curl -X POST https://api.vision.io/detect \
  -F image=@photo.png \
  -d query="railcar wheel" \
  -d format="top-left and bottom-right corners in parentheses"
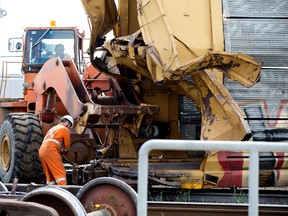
top-left (76, 177), bottom-right (137, 215)
top-left (20, 186), bottom-right (86, 216)
top-left (0, 113), bottom-right (44, 183)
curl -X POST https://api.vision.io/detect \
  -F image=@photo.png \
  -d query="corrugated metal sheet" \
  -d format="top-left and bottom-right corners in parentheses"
top-left (222, 0), bottom-right (288, 18)
top-left (223, 19), bottom-right (288, 67)
top-left (223, 0), bottom-right (288, 67)
top-left (222, 0), bottom-right (288, 141)
top-left (225, 68), bottom-right (288, 140)
top-left (225, 68), bottom-right (288, 104)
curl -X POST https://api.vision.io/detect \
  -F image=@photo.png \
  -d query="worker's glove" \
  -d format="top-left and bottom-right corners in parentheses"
top-left (61, 149), bottom-right (68, 156)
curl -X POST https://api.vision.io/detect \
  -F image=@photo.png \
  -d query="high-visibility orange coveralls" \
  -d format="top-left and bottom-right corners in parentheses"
top-left (39, 123), bottom-right (71, 185)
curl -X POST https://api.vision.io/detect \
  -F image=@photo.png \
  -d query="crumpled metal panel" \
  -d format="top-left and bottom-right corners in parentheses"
top-left (164, 51), bottom-right (261, 87)
top-left (191, 68), bottom-right (251, 141)
top-left (137, 0), bottom-right (224, 80)
top-left (105, 31), bottom-right (262, 87)
top-left (81, 0), bottom-right (118, 56)
top-left (84, 0), bottom-right (262, 142)
top-left (106, 37), bottom-right (261, 141)
top-left (104, 35), bottom-right (261, 140)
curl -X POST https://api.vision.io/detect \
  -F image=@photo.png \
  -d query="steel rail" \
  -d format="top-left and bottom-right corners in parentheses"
top-left (148, 202), bottom-right (288, 215)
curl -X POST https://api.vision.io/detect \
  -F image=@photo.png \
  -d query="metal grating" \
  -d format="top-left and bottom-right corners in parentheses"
top-left (223, 19), bottom-right (288, 67)
top-left (223, 0), bottom-right (288, 67)
top-left (225, 68), bottom-right (288, 104)
top-left (222, 0), bottom-right (288, 18)
top-left (222, 0), bottom-right (288, 141)
top-left (179, 95), bottom-right (201, 140)
top-left (225, 68), bottom-right (288, 141)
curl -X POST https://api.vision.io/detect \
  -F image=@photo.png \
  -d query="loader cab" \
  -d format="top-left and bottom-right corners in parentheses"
top-left (18, 27), bottom-right (85, 113)
top-left (22, 27), bottom-right (85, 72)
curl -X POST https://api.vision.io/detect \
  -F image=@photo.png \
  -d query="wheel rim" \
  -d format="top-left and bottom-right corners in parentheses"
top-left (21, 186), bottom-right (86, 216)
top-left (77, 177), bottom-right (137, 215)
top-left (1, 134), bottom-right (11, 172)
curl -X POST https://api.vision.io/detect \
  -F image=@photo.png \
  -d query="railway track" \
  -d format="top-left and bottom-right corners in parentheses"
top-left (5, 184), bottom-right (288, 205)
top-left (148, 187), bottom-right (288, 204)
top-left (148, 202), bottom-right (288, 215)
top-left (3, 183), bottom-right (288, 215)
top-left (5, 183), bottom-right (288, 205)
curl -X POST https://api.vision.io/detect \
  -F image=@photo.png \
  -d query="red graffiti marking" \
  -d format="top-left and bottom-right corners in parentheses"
top-left (217, 151), bottom-right (244, 187)
top-left (262, 100), bottom-right (288, 127)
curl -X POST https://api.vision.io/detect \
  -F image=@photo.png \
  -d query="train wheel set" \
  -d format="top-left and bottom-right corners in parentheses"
top-left (0, 177), bottom-right (137, 216)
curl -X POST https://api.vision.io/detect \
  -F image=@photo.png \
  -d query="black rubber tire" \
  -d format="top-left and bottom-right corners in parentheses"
top-left (0, 113), bottom-right (44, 183)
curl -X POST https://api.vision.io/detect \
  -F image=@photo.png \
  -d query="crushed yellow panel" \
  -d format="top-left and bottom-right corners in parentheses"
top-left (84, 0), bottom-right (263, 142)
top-left (170, 51), bottom-right (262, 87)
top-left (81, 0), bottom-right (118, 56)
top-left (192, 68), bottom-right (251, 141)
top-left (138, 0), bottom-right (224, 76)
top-left (181, 183), bottom-right (203, 190)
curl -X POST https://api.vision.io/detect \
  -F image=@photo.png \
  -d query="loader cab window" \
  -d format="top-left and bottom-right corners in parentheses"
top-left (23, 29), bottom-right (75, 71)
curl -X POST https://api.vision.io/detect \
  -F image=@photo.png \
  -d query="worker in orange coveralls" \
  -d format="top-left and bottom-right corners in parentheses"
top-left (39, 115), bottom-right (74, 185)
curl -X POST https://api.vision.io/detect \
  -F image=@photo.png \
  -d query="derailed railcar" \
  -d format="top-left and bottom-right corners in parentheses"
top-left (0, 0), bottom-right (287, 192)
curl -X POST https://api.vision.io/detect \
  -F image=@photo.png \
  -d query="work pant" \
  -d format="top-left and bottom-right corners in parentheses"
top-left (39, 143), bottom-right (67, 185)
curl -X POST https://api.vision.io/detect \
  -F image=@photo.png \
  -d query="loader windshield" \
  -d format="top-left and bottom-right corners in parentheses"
top-left (23, 29), bottom-right (75, 69)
